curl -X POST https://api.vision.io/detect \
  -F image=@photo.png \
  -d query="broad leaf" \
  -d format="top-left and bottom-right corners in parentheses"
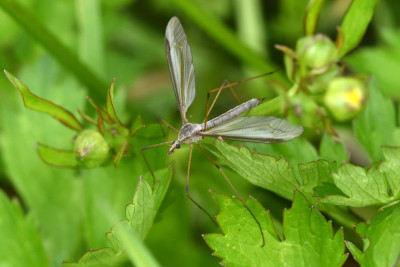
top-left (68, 168), bottom-right (172, 266)
top-left (4, 70), bottom-right (83, 131)
top-left (37, 143), bottom-right (78, 168)
top-left (209, 140), bottom-right (299, 200)
top-left (0, 192), bottom-right (48, 267)
top-left (346, 28), bottom-right (400, 98)
top-left (338, 0), bottom-right (379, 57)
top-left (346, 203), bottom-right (400, 266)
top-left (304, 0), bottom-right (325, 36)
top-left (319, 134), bottom-right (349, 164)
top-left (204, 191), bottom-right (347, 266)
top-left (124, 168), bottom-right (173, 240)
top-left (0, 64), bottom-right (85, 265)
top-left (315, 147), bottom-right (400, 206)
top-left (63, 248), bottom-right (122, 267)
top-left (353, 78), bottom-right (398, 162)
top-left (209, 140), bottom-right (329, 200)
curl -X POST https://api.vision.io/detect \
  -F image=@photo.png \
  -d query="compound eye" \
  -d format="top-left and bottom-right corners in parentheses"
top-left (176, 143), bottom-right (181, 149)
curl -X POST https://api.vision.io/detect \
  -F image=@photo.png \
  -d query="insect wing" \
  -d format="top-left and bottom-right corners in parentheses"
top-left (201, 116), bottom-right (304, 143)
top-left (165, 17), bottom-right (196, 124)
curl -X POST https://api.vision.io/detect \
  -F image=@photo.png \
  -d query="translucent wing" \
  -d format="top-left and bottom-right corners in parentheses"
top-left (200, 116), bottom-right (304, 143)
top-left (165, 17), bottom-right (196, 124)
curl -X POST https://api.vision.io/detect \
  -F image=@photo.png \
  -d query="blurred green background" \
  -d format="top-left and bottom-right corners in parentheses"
top-left (0, 0), bottom-right (399, 266)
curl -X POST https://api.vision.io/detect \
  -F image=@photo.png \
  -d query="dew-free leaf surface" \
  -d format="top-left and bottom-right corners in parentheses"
top-left (338, 0), bottom-right (379, 57)
top-left (0, 192), bottom-right (48, 267)
top-left (353, 79), bottom-right (399, 162)
top-left (346, 203), bottom-right (400, 266)
top-left (66, 168), bottom-right (171, 266)
top-left (315, 147), bottom-right (400, 206)
top-left (204, 191), bottom-right (347, 267)
top-left (4, 70), bottom-right (83, 131)
top-left (209, 140), bottom-right (333, 201)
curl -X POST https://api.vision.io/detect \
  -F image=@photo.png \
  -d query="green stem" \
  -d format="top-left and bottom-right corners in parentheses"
top-left (0, 0), bottom-right (107, 102)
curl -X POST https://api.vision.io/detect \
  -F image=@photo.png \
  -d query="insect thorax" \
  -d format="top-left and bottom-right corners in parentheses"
top-left (178, 123), bottom-right (204, 143)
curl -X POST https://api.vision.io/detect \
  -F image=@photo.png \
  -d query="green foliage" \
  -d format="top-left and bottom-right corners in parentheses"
top-left (0, 192), bottom-right (48, 267)
top-left (315, 147), bottom-right (400, 206)
top-left (0, 0), bottom-right (399, 266)
top-left (67, 169), bottom-right (171, 266)
top-left (4, 70), bottom-right (83, 131)
top-left (304, 0), bottom-right (325, 36)
top-left (353, 79), bottom-right (400, 162)
top-left (346, 203), bottom-right (400, 267)
top-left (37, 143), bottom-right (78, 168)
top-left (204, 191), bottom-right (347, 267)
top-left (338, 0), bottom-right (380, 57)
top-left (319, 134), bottom-right (349, 164)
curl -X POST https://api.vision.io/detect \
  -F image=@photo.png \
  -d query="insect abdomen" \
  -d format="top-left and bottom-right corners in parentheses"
top-left (205, 98), bottom-right (261, 129)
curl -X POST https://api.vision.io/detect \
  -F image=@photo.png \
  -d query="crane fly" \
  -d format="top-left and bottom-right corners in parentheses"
top-left (142, 16), bottom-right (304, 246)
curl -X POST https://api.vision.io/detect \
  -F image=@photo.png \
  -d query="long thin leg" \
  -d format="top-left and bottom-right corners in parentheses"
top-left (197, 143), bottom-right (265, 247)
top-left (141, 140), bottom-right (175, 183)
top-left (157, 117), bottom-right (180, 134)
top-left (203, 68), bottom-right (281, 130)
top-left (208, 68), bottom-right (281, 94)
top-left (185, 143), bottom-right (218, 226)
top-left (203, 80), bottom-right (228, 130)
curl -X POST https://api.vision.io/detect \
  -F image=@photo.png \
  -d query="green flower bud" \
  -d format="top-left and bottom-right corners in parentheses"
top-left (296, 34), bottom-right (337, 70)
top-left (324, 77), bottom-right (366, 121)
top-left (74, 130), bottom-right (110, 168)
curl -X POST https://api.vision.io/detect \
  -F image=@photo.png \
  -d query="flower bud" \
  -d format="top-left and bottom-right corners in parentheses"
top-left (324, 77), bottom-right (366, 121)
top-left (74, 130), bottom-right (110, 168)
top-left (296, 34), bottom-right (337, 70)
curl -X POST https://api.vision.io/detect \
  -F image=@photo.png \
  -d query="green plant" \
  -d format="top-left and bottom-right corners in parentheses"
top-left (0, 0), bottom-right (399, 266)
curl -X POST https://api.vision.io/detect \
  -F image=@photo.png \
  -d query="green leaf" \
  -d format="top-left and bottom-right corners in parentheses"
top-left (353, 78), bottom-right (398, 162)
top-left (112, 142), bottom-right (128, 167)
top-left (130, 115), bottom-right (145, 135)
top-left (345, 28), bottom-right (400, 98)
top-left (316, 147), bottom-right (400, 206)
top-left (4, 70), bottom-right (83, 131)
top-left (108, 222), bottom-right (161, 267)
top-left (381, 147), bottom-right (400, 198)
top-left (63, 248), bottom-right (122, 267)
top-left (298, 160), bottom-right (336, 198)
top-left (319, 133), bottom-right (349, 164)
top-left (86, 96), bottom-right (113, 125)
top-left (245, 137), bottom-right (319, 170)
top-left (244, 96), bottom-right (284, 117)
top-left (209, 140), bottom-right (299, 200)
top-left (204, 191), bottom-right (347, 266)
top-left (0, 63), bottom-right (85, 265)
top-left (338, 0), bottom-right (379, 57)
top-left (346, 203), bottom-right (400, 266)
top-left (0, 192), bottom-right (48, 267)
top-left (105, 78), bottom-right (124, 126)
top-left (304, 0), bottom-right (325, 36)
top-left (70, 168), bottom-right (171, 266)
top-left (124, 168), bottom-right (173, 240)
top-left (37, 143), bottom-right (78, 168)
top-left (209, 140), bottom-right (326, 200)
